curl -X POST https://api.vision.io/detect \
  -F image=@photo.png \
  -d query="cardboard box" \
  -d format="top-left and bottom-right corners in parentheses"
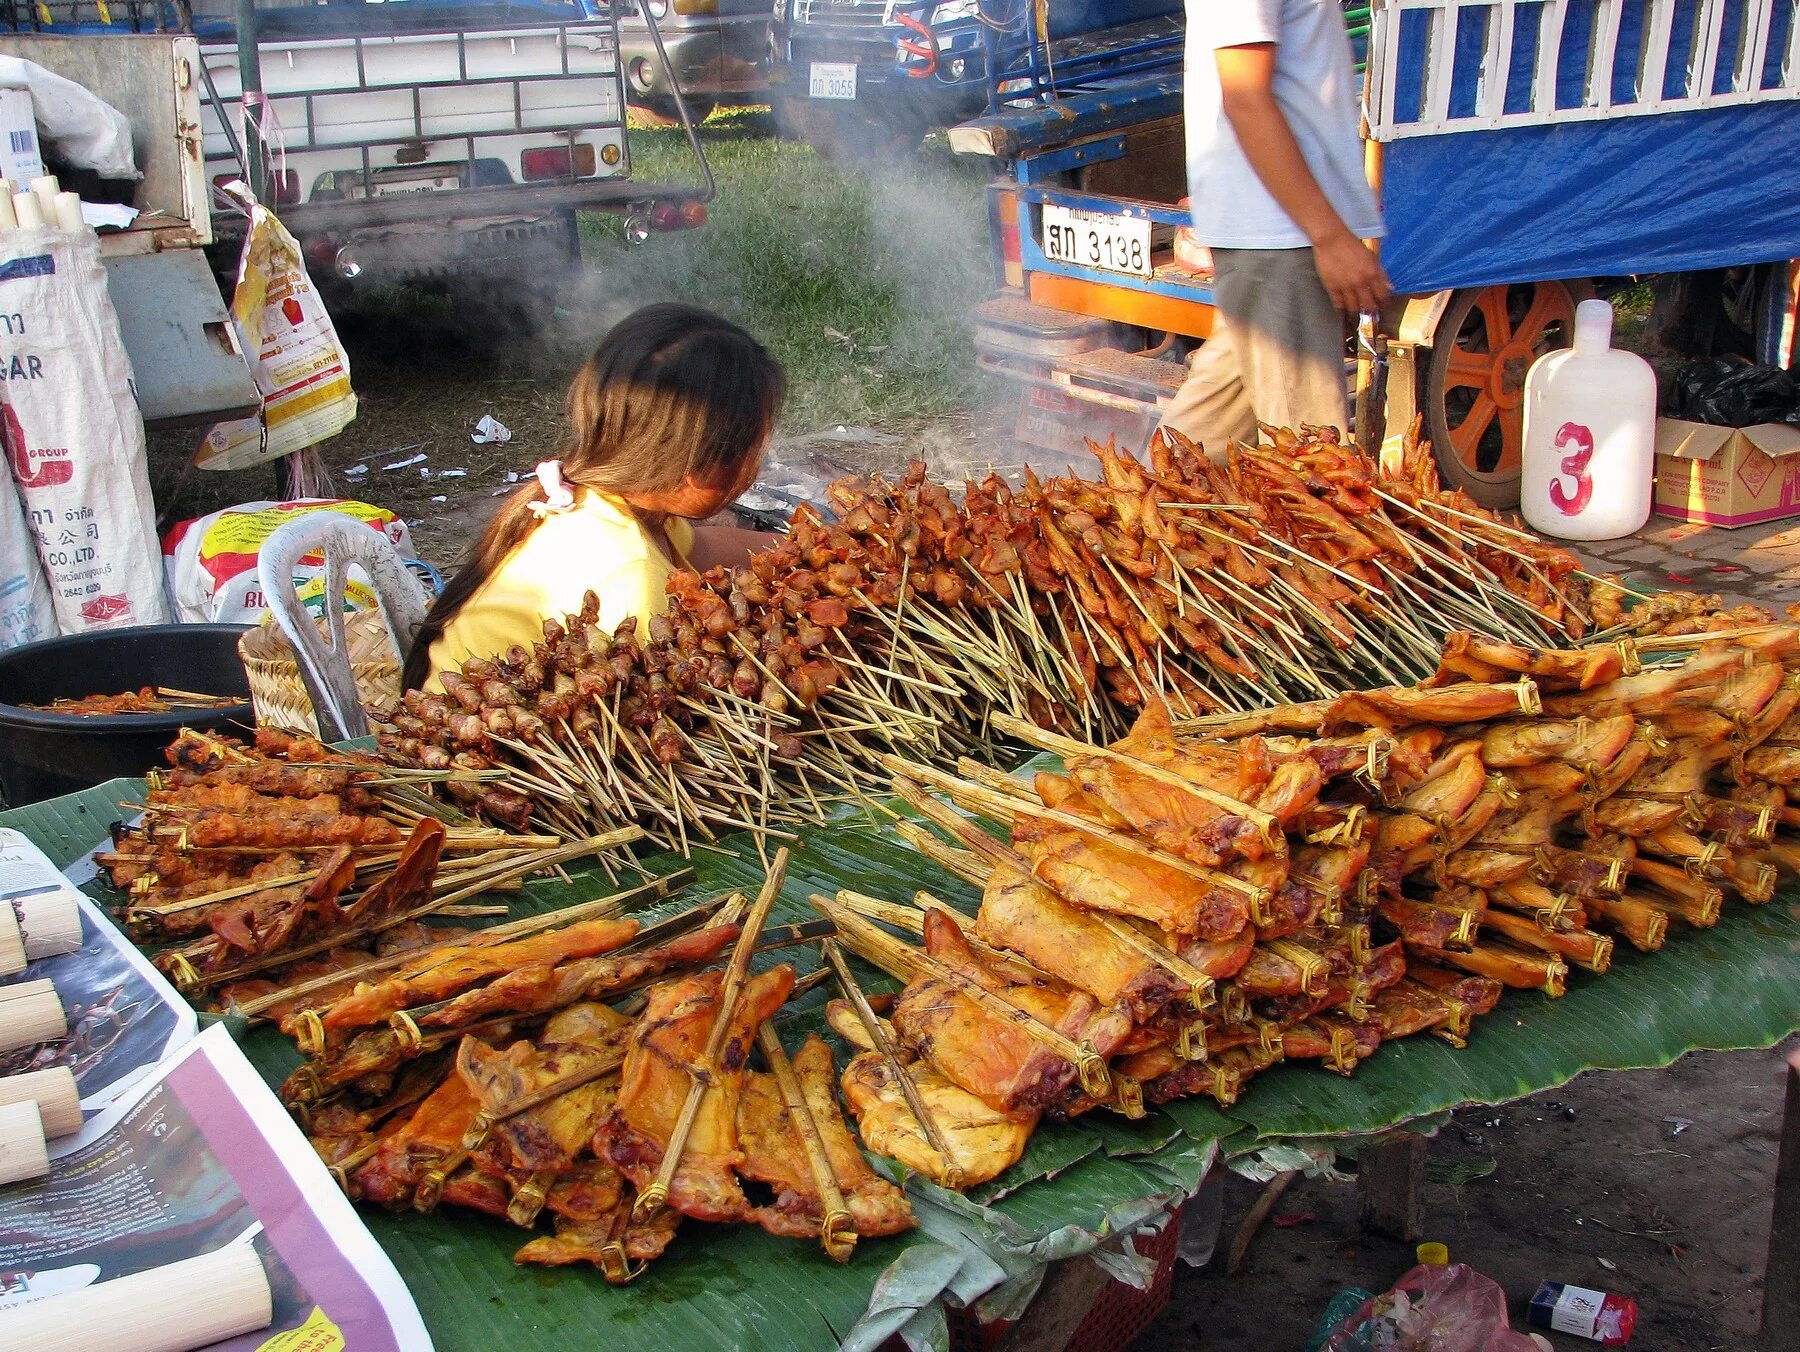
top-left (0, 86), bottom-right (45, 185)
top-left (1653, 416), bottom-right (1800, 527)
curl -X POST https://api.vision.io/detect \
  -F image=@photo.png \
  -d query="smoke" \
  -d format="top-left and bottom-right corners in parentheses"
top-left (528, 121), bottom-right (1015, 487)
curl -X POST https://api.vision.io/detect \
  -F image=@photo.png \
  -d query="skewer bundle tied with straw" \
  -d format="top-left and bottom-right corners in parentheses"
top-left (0, 1245), bottom-right (274, 1352)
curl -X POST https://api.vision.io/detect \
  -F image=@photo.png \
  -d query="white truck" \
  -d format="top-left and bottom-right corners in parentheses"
top-left (9, 0), bottom-right (713, 335)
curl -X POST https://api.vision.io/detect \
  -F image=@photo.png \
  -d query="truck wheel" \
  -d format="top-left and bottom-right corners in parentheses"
top-left (1422, 279), bottom-right (1581, 509)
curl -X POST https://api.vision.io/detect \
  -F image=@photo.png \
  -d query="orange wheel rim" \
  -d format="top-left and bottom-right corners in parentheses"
top-left (1440, 281), bottom-right (1577, 480)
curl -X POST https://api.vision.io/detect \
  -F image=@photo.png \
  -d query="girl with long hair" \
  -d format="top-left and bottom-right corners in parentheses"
top-left (403, 303), bottom-right (785, 691)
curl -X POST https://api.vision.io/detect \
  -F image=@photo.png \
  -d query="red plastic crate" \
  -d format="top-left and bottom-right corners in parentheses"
top-left (884, 1209), bottom-right (1182, 1352)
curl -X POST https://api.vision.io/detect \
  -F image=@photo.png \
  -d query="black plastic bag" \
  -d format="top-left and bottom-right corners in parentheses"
top-left (1664, 359), bottom-right (1800, 428)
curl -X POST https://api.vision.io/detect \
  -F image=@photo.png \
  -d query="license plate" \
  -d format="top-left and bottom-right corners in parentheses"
top-left (1041, 204), bottom-right (1152, 279)
top-left (809, 61), bottom-right (857, 100)
top-left (366, 174), bottom-right (463, 199)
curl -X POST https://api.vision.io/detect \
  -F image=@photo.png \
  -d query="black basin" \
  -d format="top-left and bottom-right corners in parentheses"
top-left (0, 624), bottom-right (254, 807)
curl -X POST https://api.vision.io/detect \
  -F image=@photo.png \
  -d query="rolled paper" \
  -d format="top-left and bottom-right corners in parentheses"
top-left (0, 1244), bottom-right (274, 1352)
top-left (0, 1098), bottom-right (48, 1185)
top-left (52, 190), bottom-right (83, 232)
top-left (0, 907), bottom-right (22, 978)
top-left (12, 191), bottom-right (44, 228)
top-left (0, 188), bottom-right (16, 230)
top-left (13, 893), bottom-right (82, 961)
top-left (29, 173), bottom-right (58, 221)
top-left (0, 978), bottom-right (67, 1053)
top-left (0, 1066), bottom-right (82, 1137)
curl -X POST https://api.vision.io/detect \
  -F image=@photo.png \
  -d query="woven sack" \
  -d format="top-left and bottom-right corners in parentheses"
top-left (238, 608), bottom-right (401, 735)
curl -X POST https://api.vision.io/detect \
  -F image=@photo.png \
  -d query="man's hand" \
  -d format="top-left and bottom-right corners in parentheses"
top-left (1311, 229), bottom-right (1391, 314)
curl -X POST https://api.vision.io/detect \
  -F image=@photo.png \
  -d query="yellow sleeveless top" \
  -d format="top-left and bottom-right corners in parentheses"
top-left (424, 490), bottom-right (693, 687)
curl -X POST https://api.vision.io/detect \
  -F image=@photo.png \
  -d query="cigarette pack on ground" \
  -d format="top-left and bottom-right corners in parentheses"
top-left (1653, 416), bottom-right (1800, 527)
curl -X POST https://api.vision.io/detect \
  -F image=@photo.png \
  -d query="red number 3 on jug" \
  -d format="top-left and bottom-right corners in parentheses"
top-left (1548, 422), bottom-right (1595, 516)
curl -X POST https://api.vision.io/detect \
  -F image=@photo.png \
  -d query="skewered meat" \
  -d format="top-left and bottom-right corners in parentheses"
top-left (602, 964), bottom-right (797, 1222)
top-left (737, 1035), bottom-right (914, 1239)
top-left (296, 917), bottom-right (640, 1048)
top-left (828, 1002), bottom-right (1035, 1188)
top-left (893, 909), bottom-right (1131, 1113)
top-left (973, 864), bottom-right (1190, 1020)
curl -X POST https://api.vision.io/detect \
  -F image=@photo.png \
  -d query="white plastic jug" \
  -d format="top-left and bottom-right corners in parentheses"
top-left (1519, 299), bottom-right (1657, 541)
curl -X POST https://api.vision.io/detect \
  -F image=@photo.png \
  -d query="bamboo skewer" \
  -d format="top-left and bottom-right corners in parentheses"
top-left (891, 777), bottom-right (1217, 1007)
top-left (757, 1024), bottom-right (857, 1262)
top-left (635, 847), bottom-right (789, 1221)
top-left (228, 870), bottom-right (693, 1019)
top-left (818, 896), bottom-right (1112, 1100)
top-left (888, 754), bottom-right (1266, 902)
top-left (820, 937), bottom-right (965, 1190)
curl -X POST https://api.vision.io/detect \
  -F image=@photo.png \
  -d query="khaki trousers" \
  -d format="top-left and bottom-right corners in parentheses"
top-left (1158, 246), bottom-right (1351, 459)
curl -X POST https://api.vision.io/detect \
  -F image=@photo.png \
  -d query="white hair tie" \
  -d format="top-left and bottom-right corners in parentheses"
top-left (527, 460), bottom-right (578, 517)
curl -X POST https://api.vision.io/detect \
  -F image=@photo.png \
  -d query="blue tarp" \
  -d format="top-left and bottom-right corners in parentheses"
top-left (1380, 98), bottom-right (1800, 294)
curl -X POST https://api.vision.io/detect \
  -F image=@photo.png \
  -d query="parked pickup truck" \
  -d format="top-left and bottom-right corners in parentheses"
top-left (7, 0), bottom-right (716, 322)
top-left (772, 0), bottom-right (1178, 156)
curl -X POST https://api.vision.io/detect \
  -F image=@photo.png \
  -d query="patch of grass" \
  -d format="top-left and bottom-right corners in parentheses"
top-left (575, 108), bottom-right (996, 433)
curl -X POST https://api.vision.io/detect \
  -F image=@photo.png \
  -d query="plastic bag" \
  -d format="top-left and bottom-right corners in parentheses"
top-left (1, 223), bottom-right (167, 632)
top-left (1319, 1263), bottom-right (1543, 1352)
top-left (162, 499), bottom-right (415, 624)
top-left (0, 56), bottom-right (139, 180)
top-left (198, 197), bottom-right (356, 471)
top-left (1664, 359), bottom-right (1800, 428)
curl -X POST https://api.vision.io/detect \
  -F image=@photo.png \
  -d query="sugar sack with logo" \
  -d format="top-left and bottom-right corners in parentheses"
top-left (163, 499), bottom-right (415, 623)
top-left (0, 223), bottom-right (167, 631)
top-left (0, 447), bottom-right (55, 649)
top-left (198, 198), bottom-right (356, 471)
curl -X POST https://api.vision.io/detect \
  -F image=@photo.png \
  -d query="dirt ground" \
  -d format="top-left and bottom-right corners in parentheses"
top-left (1156, 1040), bottom-right (1796, 1351)
top-left (151, 318), bottom-right (1797, 1352)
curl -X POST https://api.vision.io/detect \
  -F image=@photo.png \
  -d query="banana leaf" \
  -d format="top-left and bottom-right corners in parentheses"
top-left (7, 771), bottom-right (1800, 1352)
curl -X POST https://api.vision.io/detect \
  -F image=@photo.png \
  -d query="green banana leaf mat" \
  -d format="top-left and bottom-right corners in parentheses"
top-left (6, 769), bottom-right (1797, 1352)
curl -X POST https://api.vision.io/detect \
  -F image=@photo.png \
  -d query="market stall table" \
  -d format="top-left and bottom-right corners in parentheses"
top-left (5, 762), bottom-right (1798, 1350)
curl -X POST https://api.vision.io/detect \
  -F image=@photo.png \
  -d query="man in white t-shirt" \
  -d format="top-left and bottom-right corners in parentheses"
top-left (1160, 0), bottom-right (1391, 455)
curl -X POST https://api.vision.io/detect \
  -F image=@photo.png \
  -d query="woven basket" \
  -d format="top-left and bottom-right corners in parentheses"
top-left (238, 608), bottom-right (403, 735)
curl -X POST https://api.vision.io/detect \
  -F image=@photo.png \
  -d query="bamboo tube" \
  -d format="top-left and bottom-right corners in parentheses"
top-left (1580, 894), bottom-right (1669, 951)
top-left (0, 907), bottom-right (22, 978)
top-left (0, 1066), bottom-right (81, 1137)
top-left (758, 1025), bottom-right (856, 1262)
top-left (12, 892), bottom-right (83, 960)
top-left (0, 1099), bottom-right (48, 1184)
top-left (0, 979), bottom-right (66, 1052)
top-left (13, 189), bottom-right (45, 228)
top-left (1479, 909), bottom-right (1613, 973)
top-left (0, 1243), bottom-right (273, 1352)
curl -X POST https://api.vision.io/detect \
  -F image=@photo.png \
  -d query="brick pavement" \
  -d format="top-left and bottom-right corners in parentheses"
top-left (1568, 512), bottom-right (1800, 614)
